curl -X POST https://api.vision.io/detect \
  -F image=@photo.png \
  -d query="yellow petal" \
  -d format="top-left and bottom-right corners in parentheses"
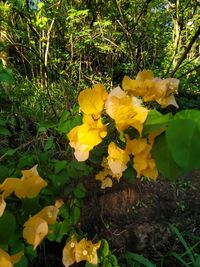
top-left (75, 238), bottom-right (101, 265)
top-left (100, 177), bottom-right (113, 189)
top-left (23, 217), bottom-right (48, 250)
top-left (55, 199), bottom-right (64, 209)
top-left (62, 237), bottom-right (77, 267)
top-left (0, 194), bottom-right (6, 217)
top-left (78, 83), bottom-right (107, 115)
top-left (34, 206), bottom-right (59, 225)
top-left (0, 248), bottom-right (12, 267)
top-left (136, 70), bottom-right (154, 81)
top-left (15, 165), bottom-right (47, 199)
top-left (142, 167), bottom-right (158, 180)
top-left (126, 138), bottom-right (147, 155)
top-left (68, 124), bottom-right (105, 161)
top-left (75, 238), bottom-right (89, 263)
top-left (0, 178), bottom-right (21, 198)
top-left (10, 251), bottom-right (24, 265)
top-left (86, 240), bottom-right (101, 265)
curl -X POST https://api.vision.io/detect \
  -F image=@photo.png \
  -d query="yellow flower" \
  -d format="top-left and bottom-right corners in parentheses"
top-left (105, 86), bottom-right (148, 134)
top-left (78, 83), bottom-right (108, 115)
top-left (107, 142), bottom-right (130, 180)
top-left (126, 138), bottom-right (158, 180)
top-left (62, 237), bottom-right (101, 267)
top-left (0, 166), bottom-right (47, 216)
top-left (23, 205), bottom-right (59, 250)
top-left (153, 78), bottom-right (179, 108)
top-left (0, 178), bottom-right (21, 198)
top-left (23, 216), bottom-right (48, 250)
top-left (62, 236), bottom-right (77, 267)
top-left (67, 122), bottom-right (107, 161)
top-left (15, 165), bottom-right (48, 199)
top-left (75, 238), bottom-right (101, 265)
top-left (122, 70), bottom-right (179, 108)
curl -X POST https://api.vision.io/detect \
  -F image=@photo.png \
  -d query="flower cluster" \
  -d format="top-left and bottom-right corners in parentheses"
top-left (126, 137), bottom-right (158, 180)
top-left (122, 70), bottom-right (179, 108)
top-left (67, 83), bottom-right (108, 161)
top-left (0, 165), bottom-right (47, 216)
top-left (62, 236), bottom-right (101, 267)
top-left (67, 70), bottom-right (179, 187)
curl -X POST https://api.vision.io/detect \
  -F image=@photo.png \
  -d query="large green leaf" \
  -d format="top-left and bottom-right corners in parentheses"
top-left (143, 110), bottom-right (172, 135)
top-left (174, 110), bottom-right (200, 122)
top-left (152, 133), bottom-right (183, 179)
top-left (0, 211), bottom-right (16, 244)
top-left (166, 119), bottom-right (200, 171)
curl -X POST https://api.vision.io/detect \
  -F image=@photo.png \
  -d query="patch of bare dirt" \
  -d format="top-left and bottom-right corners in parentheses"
top-left (81, 170), bottom-right (200, 264)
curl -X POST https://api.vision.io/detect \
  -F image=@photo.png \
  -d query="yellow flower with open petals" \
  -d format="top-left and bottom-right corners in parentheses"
top-left (68, 122), bottom-right (107, 161)
top-left (62, 236), bottom-right (77, 267)
top-left (75, 238), bottom-right (101, 265)
top-left (78, 83), bottom-right (108, 115)
top-left (15, 165), bottom-right (47, 199)
top-left (62, 237), bottom-right (101, 267)
top-left (23, 216), bottom-right (48, 250)
top-left (107, 142), bottom-right (130, 180)
top-left (105, 86), bottom-right (148, 134)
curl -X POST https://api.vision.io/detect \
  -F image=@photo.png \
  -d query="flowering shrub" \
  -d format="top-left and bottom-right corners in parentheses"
top-left (0, 70), bottom-right (200, 267)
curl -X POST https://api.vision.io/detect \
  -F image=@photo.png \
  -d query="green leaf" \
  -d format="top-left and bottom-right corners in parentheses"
top-left (50, 169), bottom-right (70, 186)
top-left (73, 183), bottom-right (87, 199)
top-left (0, 211), bottom-right (16, 244)
top-left (0, 166), bottom-right (9, 182)
top-left (125, 252), bottom-right (156, 267)
top-left (54, 160), bottom-right (67, 174)
top-left (71, 206), bottom-right (80, 225)
top-left (44, 136), bottom-right (54, 151)
top-left (14, 256), bottom-right (28, 267)
top-left (152, 133), bottom-right (183, 179)
top-left (58, 114), bottom-right (82, 134)
top-left (166, 119), bottom-right (200, 171)
top-left (47, 219), bottom-right (69, 242)
top-left (0, 126), bottom-right (11, 136)
top-left (5, 148), bottom-right (17, 156)
top-left (98, 239), bottom-right (109, 258)
top-left (24, 246), bottom-right (37, 260)
top-left (174, 110), bottom-right (200, 122)
top-left (143, 110), bottom-right (172, 135)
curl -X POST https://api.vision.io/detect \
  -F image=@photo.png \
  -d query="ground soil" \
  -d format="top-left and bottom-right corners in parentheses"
top-left (80, 170), bottom-right (200, 266)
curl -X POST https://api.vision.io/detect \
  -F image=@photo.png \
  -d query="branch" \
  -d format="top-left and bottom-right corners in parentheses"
top-left (170, 26), bottom-right (200, 77)
top-left (177, 64), bottom-right (200, 78)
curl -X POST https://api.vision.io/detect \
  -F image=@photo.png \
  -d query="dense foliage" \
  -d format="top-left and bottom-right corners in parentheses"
top-left (0, 0), bottom-right (199, 266)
